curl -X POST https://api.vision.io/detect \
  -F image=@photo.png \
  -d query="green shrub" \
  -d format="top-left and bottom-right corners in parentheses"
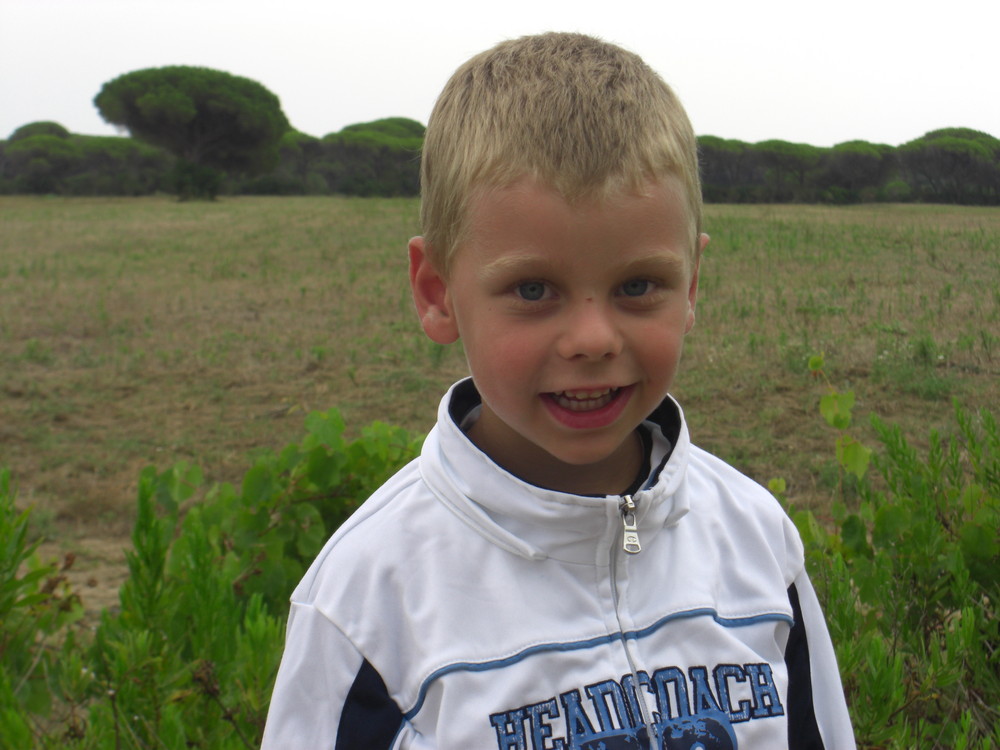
top-left (0, 468), bottom-right (84, 745)
top-left (0, 408), bottom-right (420, 748)
top-left (172, 159), bottom-right (223, 201)
top-left (781, 358), bottom-right (1000, 748)
top-left (8, 122), bottom-right (71, 142)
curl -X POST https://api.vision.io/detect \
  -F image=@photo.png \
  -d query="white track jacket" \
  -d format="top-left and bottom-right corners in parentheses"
top-left (262, 379), bottom-right (856, 749)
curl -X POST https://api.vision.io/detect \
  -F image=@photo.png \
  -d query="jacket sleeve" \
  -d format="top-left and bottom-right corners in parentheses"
top-left (261, 601), bottom-right (405, 750)
top-left (785, 570), bottom-right (856, 750)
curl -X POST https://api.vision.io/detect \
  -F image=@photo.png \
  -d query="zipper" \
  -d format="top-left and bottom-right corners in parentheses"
top-left (610, 494), bottom-right (658, 748)
top-left (620, 495), bottom-right (641, 554)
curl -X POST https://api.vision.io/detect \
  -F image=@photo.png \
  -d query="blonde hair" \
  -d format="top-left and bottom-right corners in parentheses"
top-left (420, 32), bottom-right (702, 276)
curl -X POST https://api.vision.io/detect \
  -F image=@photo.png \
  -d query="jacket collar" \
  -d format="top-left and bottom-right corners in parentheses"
top-left (419, 379), bottom-right (691, 565)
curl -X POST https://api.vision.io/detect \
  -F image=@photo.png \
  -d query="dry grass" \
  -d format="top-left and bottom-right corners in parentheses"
top-left (1, 196), bottom-right (463, 533)
top-left (2, 197), bottom-right (998, 592)
top-left (681, 203), bottom-right (1000, 508)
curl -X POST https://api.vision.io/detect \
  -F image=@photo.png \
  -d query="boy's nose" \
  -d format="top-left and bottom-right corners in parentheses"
top-left (555, 300), bottom-right (623, 361)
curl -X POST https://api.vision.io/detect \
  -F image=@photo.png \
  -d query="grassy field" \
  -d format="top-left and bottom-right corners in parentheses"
top-left (2, 196), bottom-right (999, 608)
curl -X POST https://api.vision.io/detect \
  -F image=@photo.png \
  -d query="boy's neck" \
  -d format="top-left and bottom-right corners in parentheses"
top-left (466, 416), bottom-right (645, 497)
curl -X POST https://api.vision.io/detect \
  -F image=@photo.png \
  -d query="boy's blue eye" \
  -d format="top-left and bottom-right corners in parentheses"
top-left (517, 282), bottom-right (547, 301)
top-left (620, 279), bottom-right (651, 297)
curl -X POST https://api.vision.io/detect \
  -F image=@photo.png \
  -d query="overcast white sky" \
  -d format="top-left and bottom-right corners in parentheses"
top-left (3, 0), bottom-right (998, 147)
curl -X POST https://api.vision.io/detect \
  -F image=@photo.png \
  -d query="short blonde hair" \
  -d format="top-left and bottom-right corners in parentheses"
top-left (420, 32), bottom-right (702, 276)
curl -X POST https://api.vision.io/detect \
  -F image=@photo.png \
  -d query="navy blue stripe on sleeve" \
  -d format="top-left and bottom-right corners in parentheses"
top-left (336, 658), bottom-right (404, 750)
top-left (785, 583), bottom-right (825, 750)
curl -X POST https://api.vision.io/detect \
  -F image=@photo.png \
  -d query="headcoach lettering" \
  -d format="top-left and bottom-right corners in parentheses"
top-left (489, 663), bottom-right (783, 749)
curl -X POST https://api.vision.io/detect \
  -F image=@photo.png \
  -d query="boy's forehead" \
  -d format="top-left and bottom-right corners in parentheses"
top-left (455, 175), bottom-right (698, 267)
top-left (464, 173), bottom-right (696, 233)
top-left (470, 172), bottom-right (684, 206)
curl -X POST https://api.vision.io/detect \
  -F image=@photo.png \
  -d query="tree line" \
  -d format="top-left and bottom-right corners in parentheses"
top-left (700, 129), bottom-right (1000, 205)
top-left (4, 121), bottom-right (998, 205)
top-left (1, 64), bottom-right (996, 204)
top-left (0, 117), bottom-right (423, 199)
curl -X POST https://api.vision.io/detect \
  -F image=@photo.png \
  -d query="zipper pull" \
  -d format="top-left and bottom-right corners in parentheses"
top-left (620, 495), bottom-right (641, 554)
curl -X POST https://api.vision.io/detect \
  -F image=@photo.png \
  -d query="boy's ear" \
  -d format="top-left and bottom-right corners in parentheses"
top-left (685, 233), bottom-right (709, 334)
top-left (408, 236), bottom-right (459, 344)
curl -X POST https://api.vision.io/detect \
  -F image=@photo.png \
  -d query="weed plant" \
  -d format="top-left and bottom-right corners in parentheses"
top-left (1, 412), bottom-right (419, 747)
top-left (772, 357), bottom-right (999, 747)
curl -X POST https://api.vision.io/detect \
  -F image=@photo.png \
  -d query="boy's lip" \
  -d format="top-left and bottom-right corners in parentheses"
top-left (541, 384), bottom-right (635, 429)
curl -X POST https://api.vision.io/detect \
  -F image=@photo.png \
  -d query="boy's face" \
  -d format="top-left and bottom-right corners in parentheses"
top-left (409, 176), bottom-right (706, 495)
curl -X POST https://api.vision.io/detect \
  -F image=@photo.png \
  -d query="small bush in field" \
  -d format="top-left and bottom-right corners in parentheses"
top-left (0, 409), bottom-right (420, 748)
top-left (0, 469), bottom-right (85, 745)
top-left (777, 356), bottom-right (999, 749)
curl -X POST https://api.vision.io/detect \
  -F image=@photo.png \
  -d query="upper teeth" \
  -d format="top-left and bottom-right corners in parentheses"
top-left (560, 388), bottom-right (613, 400)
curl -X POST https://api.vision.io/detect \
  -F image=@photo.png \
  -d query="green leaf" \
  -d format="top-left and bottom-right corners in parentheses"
top-left (821, 390), bottom-right (855, 430)
top-left (808, 353), bottom-right (825, 372)
top-left (872, 504), bottom-right (911, 549)
top-left (791, 508), bottom-right (829, 550)
top-left (0, 707), bottom-right (35, 747)
top-left (959, 483), bottom-right (985, 515)
top-left (292, 504), bottom-right (327, 558)
top-left (306, 409), bottom-right (346, 448)
top-left (960, 521), bottom-right (999, 582)
top-left (241, 464), bottom-right (276, 506)
top-left (306, 446), bottom-right (342, 488)
top-left (159, 461), bottom-right (203, 510)
top-left (836, 434), bottom-right (871, 480)
top-left (841, 513), bottom-right (872, 558)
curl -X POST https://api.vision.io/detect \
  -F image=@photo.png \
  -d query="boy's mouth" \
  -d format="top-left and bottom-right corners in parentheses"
top-left (550, 388), bottom-right (620, 412)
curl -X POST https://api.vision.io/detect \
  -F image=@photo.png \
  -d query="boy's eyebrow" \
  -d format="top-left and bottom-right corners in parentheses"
top-left (620, 252), bottom-right (690, 276)
top-left (477, 251), bottom-right (690, 281)
top-left (476, 254), bottom-right (553, 280)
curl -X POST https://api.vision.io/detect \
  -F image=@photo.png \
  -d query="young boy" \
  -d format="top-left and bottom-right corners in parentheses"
top-left (262, 32), bottom-right (855, 749)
